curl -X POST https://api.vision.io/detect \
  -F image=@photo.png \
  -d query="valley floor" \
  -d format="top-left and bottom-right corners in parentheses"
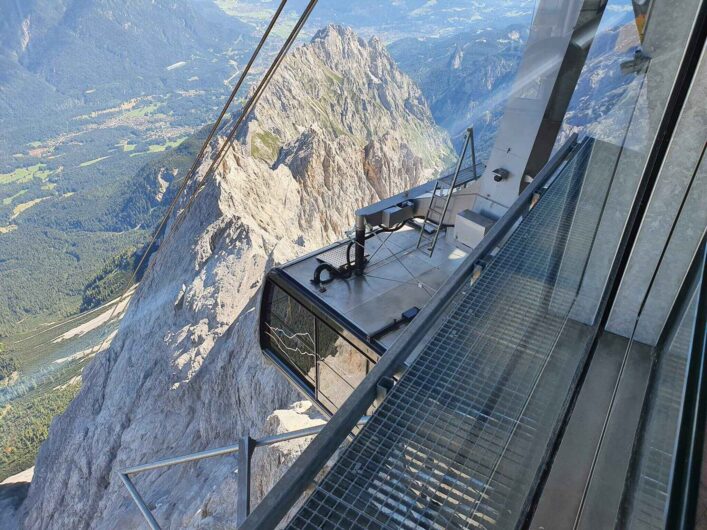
top-left (0, 293), bottom-right (131, 482)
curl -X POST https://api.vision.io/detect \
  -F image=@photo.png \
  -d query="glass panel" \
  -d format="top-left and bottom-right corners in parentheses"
top-left (623, 281), bottom-right (700, 529)
top-left (264, 284), bottom-right (316, 384)
top-left (317, 322), bottom-right (368, 411)
top-left (557, 0), bottom-right (704, 327)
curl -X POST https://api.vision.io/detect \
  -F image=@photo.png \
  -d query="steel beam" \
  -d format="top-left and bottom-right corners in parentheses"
top-left (666, 242), bottom-right (707, 530)
top-left (476, 0), bottom-right (607, 217)
top-left (240, 135), bottom-right (579, 530)
top-left (237, 436), bottom-right (255, 526)
top-left (119, 473), bottom-right (161, 530)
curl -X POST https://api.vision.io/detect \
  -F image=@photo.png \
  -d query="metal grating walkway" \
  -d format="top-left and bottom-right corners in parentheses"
top-left (286, 140), bottom-right (602, 529)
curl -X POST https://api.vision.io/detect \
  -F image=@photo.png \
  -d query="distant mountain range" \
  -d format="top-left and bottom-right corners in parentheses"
top-left (558, 12), bottom-right (644, 146)
top-left (217, 0), bottom-right (535, 41)
top-left (389, 25), bottom-right (528, 155)
top-left (389, 11), bottom-right (640, 155)
top-left (0, 0), bottom-right (254, 140)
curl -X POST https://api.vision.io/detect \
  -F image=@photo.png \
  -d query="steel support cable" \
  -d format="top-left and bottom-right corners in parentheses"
top-left (135, 0), bottom-right (290, 271)
top-left (340, 222), bottom-right (403, 273)
top-left (164, 0), bottom-right (319, 239)
top-left (161, 0), bottom-right (316, 284)
top-left (371, 229), bottom-right (435, 296)
top-left (156, 0), bottom-right (290, 228)
top-left (362, 224), bottom-right (401, 264)
top-left (87, 2), bottom-right (292, 356)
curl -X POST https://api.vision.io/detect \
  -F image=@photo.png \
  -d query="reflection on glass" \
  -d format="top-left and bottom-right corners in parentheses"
top-left (264, 283), bottom-right (371, 411)
top-left (623, 288), bottom-right (699, 529)
top-left (317, 322), bottom-right (368, 411)
top-left (558, 6), bottom-right (646, 149)
top-left (266, 285), bottom-right (316, 383)
top-left (558, 0), bottom-right (703, 327)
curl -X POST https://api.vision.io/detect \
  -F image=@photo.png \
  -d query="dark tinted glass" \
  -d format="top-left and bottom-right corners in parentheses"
top-left (317, 322), bottom-right (369, 411)
top-left (264, 284), bottom-right (316, 383)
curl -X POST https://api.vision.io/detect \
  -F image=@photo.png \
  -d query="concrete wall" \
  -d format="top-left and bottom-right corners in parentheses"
top-left (567, 0), bottom-right (704, 341)
top-left (607, 43), bottom-right (707, 344)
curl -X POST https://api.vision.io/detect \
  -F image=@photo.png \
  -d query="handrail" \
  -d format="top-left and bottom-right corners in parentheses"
top-left (119, 417), bottom-right (370, 529)
top-left (666, 240), bottom-right (707, 530)
top-left (416, 127), bottom-right (474, 256)
top-left (241, 133), bottom-right (580, 530)
top-left (460, 191), bottom-right (509, 211)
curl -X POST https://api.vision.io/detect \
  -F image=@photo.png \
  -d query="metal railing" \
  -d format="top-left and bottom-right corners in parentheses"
top-left (240, 134), bottom-right (581, 530)
top-left (120, 417), bottom-right (369, 529)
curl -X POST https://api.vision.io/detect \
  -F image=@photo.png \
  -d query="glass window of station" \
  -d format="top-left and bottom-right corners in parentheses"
top-left (261, 283), bottom-right (373, 414)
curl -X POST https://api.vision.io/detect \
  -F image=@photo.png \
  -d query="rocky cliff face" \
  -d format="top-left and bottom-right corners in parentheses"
top-left (21, 25), bottom-right (452, 530)
top-left (388, 25), bottom-right (528, 154)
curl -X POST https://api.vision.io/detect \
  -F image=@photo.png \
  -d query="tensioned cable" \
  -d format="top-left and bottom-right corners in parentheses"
top-left (146, 0), bottom-right (320, 264)
top-left (8, 292), bottom-right (129, 347)
top-left (155, 0), bottom-right (290, 231)
top-left (341, 227), bottom-right (438, 294)
top-left (165, 0), bottom-right (319, 238)
top-left (88, 0), bottom-right (304, 356)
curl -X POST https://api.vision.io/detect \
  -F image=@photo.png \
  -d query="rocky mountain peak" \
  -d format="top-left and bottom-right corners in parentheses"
top-left (21, 25), bottom-right (453, 530)
top-left (245, 24), bottom-right (451, 168)
top-left (312, 23), bottom-right (365, 49)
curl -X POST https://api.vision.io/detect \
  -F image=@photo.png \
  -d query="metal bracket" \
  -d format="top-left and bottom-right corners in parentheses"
top-left (493, 167), bottom-right (510, 182)
top-left (375, 377), bottom-right (395, 407)
top-left (620, 48), bottom-right (651, 76)
top-left (237, 435), bottom-right (256, 526)
top-left (530, 190), bottom-right (545, 211)
top-left (471, 260), bottom-right (487, 285)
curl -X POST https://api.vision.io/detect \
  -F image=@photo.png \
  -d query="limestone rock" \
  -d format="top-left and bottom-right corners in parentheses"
top-left (21, 25), bottom-right (452, 529)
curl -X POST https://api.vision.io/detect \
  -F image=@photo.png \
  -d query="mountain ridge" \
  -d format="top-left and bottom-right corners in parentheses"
top-left (0, 0), bottom-right (252, 135)
top-left (21, 25), bottom-right (452, 529)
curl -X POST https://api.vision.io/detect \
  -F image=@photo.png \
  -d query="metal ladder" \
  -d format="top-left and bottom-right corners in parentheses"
top-left (416, 126), bottom-right (477, 257)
